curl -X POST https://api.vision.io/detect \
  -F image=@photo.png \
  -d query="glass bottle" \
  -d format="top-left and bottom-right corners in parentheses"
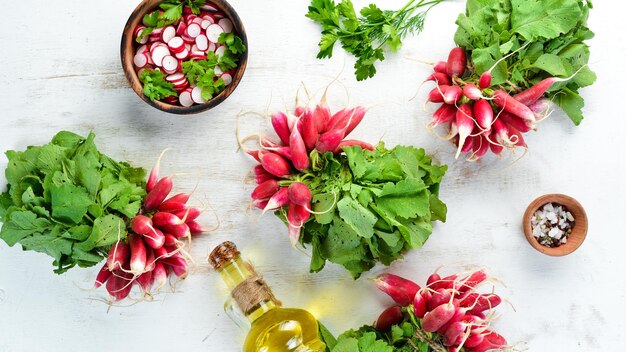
top-left (209, 241), bottom-right (326, 352)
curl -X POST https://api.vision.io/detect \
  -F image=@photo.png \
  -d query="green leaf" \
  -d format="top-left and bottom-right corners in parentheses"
top-left (376, 179), bottom-right (429, 219)
top-left (319, 321), bottom-right (338, 350)
top-left (50, 183), bottom-right (92, 224)
top-left (551, 87), bottom-right (585, 125)
top-left (78, 215), bottom-right (126, 251)
top-left (511, 0), bottom-right (581, 41)
top-left (139, 69), bottom-right (178, 101)
top-left (532, 53), bottom-right (567, 76)
top-left (337, 197), bottom-right (377, 239)
top-left (0, 210), bottom-right (51, 246)
top-left (20, 233), bottom-right (73, 263)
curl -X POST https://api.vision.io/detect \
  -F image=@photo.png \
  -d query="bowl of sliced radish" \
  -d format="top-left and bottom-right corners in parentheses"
top-left (122, 0), bottom-right (248, 114)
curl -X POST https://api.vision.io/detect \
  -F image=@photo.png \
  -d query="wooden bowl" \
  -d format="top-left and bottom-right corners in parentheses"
top-left (121, 0), bottom-right (248, 114)
top-left (522, 194), bottom-right (588, 256)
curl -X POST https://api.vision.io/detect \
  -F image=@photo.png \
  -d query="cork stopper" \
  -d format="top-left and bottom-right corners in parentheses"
top-left (209, 241), bottom-right (240, 270)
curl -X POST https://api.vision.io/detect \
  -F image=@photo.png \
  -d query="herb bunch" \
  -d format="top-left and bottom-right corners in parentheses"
top-left (138, 0), bottom-right (206, 41)
top-left (139, 69), bottom-right (178, 101)
top-left (0, 132), bottom-right (146, 274)
top-left (306, 0), bottom-right (445, 81)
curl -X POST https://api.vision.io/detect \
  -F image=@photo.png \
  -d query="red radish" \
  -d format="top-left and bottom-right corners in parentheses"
top-left (259, 151), bottom-right (291, 177)
top-left (433, 61), bottom-right (447, 73)
top-left (94, 264), bottom-right (112, 288)
top-left (506, 124), bottom-right (527, 147)
top-left (153, 245), bottom-right (170, 260)
top-left (173, 207), bottom-right (202, 222)
top-left (179, 89), bottom-right (194, 107)
top-left (374, 306), bottom-right (403, 332)
top-left (129, 234), bottom-right (147, 274)
top-left (464, 332), bottom-right (485, 348)
top-left (528, 98), bottom-right (551, 114)
top-left (492, 119), bottom-right (517, 147)
top-left (164, 255), bottom-right (188, 277)
top-left (426, 72), bottom-right (452, 86)
top-left (256, 173), bottom-right (275, 185)
top-left (492, 90), bottom-right (536, 123)
top-left (153, 261), bottom-right (168, 290)
top-left (143, 176), bottom-right (173, 211)
top-left (252, 180), bottom-right (280, 200)
top-left (478, 72), bottom-right (492, 89)
top-left (473, 99), bottom-right (494, 130)
top-left (185, 23), bottom-right (202, 38)
top-left (107, 241), bottom-right (130, 271)
top-left (514, 77), bottom-right (561, 105)
top-left (413, 291), bottom-right (428, 318)
top-left (289, 120), bottom-right (310, 171)
top-left (469, 331), bottom-right (507, 352)
top-left (144, 247), bottom-right (156, 271)
top-left (218, 18), bottom-right (233, 33)
top-left (253, 199), bottom-right (269, 210)
top-left (287, 182), bottom-right (312, 205)
top-left (164, 233), bottom-right (177, 247)
top-left (287, 203), bottom-right (310, 244)
top-left (461, 135), bottom-right (476, 154)
top-left (271, 112), bottom-right (291, 145)
top-left (456, 269), bottom-right (488, 293)
top-left (162, 25), bottom-right (176, 43)
top-left (106, 268), bottom-right (133, 301)
top-left (206, 23), bottom-right (224, 42)
top-left (160, 193), bottom-right (190, 210)
top-left (312, 103), bottom-right (331, 133)
top-left (470, 135), bottom-right (489, 160)
top-left (443, 85), bottom-right (462, 104)
top-left (188, 221), bottom-right (203, 234)
top-left (163, 223), bottom-right (191, 238)
top-left (489, 130), bottom-right (504, 155)
top-left (422, 301), bottom-right (458, 332)
top-left (454, 103), bottom-right (475, 159)
top-left (443, 321), bottom-right (468, 346)
top-left (144, 228), bottom-right (165, 249)
top-left (335, 140), bottom-right (374, 152)
top-left (300, 109), bottom-right (318, 150)
top-left (428, 85), bottom-right (449, 103)
top-left (463, 83), bottom-right (482, 100)
top-left (153, 212), bottom-right (184, 228)
top-left (315, 127), bottom-right (346, 153)
top-left (162, 56), bottom-right (178, 74)
top-left (427, 273), bottom-right (441, 287)
top-left (191, 87), bottom-right (207, 104)
top-left (131, 215), bottom-right (155, 235)
top-left (374, 273), bottom-right (420, 306)
top-left (461, 293), bottom-right (502, 315)
top-left (430, 273), bottom-right (457, 291)
top-left (428, 288), bottom-right (453, 311)
top-left (446, 48), bottom-right (466, 77)
top-left (137, 270), bottom-right (153, 292)
top-left (429, 104), bottom-right (457, 128)
top-left (133, 53), bottom-right (148, 68)
top-left (263, 188), bottom-right (290, 211)
top-left (342, 106), bottom-right (367, 136)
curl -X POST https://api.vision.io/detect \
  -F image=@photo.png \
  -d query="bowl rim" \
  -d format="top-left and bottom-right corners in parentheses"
top-left (120, 0), bottom-right (248, 115)
top-left (522, 193), bottom-right (588, 256)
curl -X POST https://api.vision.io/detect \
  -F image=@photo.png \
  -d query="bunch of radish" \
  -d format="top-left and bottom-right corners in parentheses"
top-left (245, 95), bottom-right (373, 245)
top-left (133, 2), bottom-right (236, 107)
top-left (94, 155), bottom-right (205, 302)
top-left (424, 47), bottom-right (569, 160)
top-left (373, 270), bottom-right (509, 352)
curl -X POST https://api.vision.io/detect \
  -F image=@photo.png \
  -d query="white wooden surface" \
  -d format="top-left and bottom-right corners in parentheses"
top-left (0, 1), bottom-right (624, 351)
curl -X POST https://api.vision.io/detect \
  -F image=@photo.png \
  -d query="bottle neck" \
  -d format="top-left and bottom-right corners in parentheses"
top-left (217, 256), bottom-right (280, 323)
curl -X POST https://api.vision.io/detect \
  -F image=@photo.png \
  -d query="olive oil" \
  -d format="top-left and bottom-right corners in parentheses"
top-left (209, 242), bottom-right (326, 352)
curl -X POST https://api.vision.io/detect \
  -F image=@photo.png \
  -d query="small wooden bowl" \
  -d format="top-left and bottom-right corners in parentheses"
top-left (523, 194), bottom-right (588, 256)
top-left (121, 0), bottom-right (248, 114)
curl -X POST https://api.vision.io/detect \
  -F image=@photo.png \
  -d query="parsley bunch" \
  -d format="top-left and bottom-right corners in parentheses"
top-left (0, 132), bottom-right (146, 274)
top-left (454, 0), bottom-right (596, 125)
top-left (282, 143), bottom-right (446, 279)
top-left (138, 0), bottom-right (206, 41)
top-left (306, 0), bottom-right (444, 81)
top-left (140, 69), bottom-right (178, 101)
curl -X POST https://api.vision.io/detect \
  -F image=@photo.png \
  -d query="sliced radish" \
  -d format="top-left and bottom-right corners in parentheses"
top-left (137, 44), bottom-right (148, 55)
top-left (163, 95), bottom-right (178, 105)
top-left (213, 12), bottom-right (225, 20)
top-left (151, 46), bottom-right (171, 67)
top-left (191, 87), bottom-right (207, 104)
top-left (179, 89), bottom-right (194, 107)
top-left (201, 4), bottom-right (218, 11)
top-left (166, 73), bottom-right (184, 82)
top-left (190, 53), bottom-right (206, 60)
top-left (195, 35), bottom-right (209, 51)
top-left (162, 26), bottom-right (176, 43)
top-left (186, 23), bottom-right (202, 38)
top-left (175, 49), bottom-right (190, 60)
top-left (185, 43), bottom-right (192, 51)
top-left (221, 73), bottom-right (233, 86)
top-left (192, 17), bottom-right (203, 25)
top-left (218, 18), bottom-right (233, 33)
top-left (208, 42), bottom-right (216, 52)
top-left (133, 53), bottom-right (148, 68)
top-left (134, 25), bottom-right (146, 37)
top-left (168, 37), bottom-right (185, 53)
top-left (214, 66), bottom-right (223, 76)
top-left (182, 35), bottom-right (195, 44)
top-left (206, 24), bottom-right (224, 43)
top-left (176, 22), bottom-right (188, 36)
top-left (214, 45), bottom-right (226, 58)
top-left (162, 56), bottom-right (178, 74)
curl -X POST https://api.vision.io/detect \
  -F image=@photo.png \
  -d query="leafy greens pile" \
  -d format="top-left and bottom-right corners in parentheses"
top-left (0, 132), bottom-right (146, 274)
top-left (306, 0), bottom-right (444, 81)
top-left (319, 318), bottom-right (438, 352)
top-left (290, 143), bottom-right (446, 279)
top-left (454, 0), bottom-right (596, 125)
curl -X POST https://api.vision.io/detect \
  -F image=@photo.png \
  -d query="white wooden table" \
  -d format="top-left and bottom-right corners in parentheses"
top-left (0, 1), bottom-right (623, 351)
